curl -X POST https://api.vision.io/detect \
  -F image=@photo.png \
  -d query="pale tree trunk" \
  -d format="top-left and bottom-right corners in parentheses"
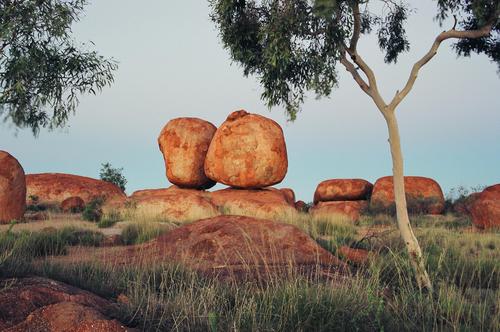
top-left (383, 109), bottom-right (433, 291)
top-left (340, 0), bottom-right (498, 291)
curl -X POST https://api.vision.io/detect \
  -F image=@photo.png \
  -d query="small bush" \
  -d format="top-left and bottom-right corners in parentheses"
top-left (97, 211), bottom-right (121, 228)
top-left (82, 197), bottom-right (104, 222)
top-left (100, 162), bottom-right (127, 192)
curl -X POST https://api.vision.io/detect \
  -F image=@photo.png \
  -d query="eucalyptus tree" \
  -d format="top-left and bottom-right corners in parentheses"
top-left (210, 0), bottom-right (500, 290)
top-left (0, 0), bottom-right (117, 134)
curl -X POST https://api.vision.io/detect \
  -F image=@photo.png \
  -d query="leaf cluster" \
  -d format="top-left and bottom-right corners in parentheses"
top-left (210, 0), bottom-right (500, 117)
top-left (99, 162), bottom-right (127, 192)
top-left (0, 0), bottom-right (117, 134)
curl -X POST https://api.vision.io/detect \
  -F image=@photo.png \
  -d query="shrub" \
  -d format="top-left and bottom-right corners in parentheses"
top-left (99, 162), bottom-right (127, 192)
top-left (82, 197), bottom-right (104, 222)
top-left (97, 211), bottom-right (122, 228)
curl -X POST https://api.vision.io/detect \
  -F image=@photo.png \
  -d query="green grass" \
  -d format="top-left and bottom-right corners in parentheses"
top-left (1, 214), bottom-right (499, 331)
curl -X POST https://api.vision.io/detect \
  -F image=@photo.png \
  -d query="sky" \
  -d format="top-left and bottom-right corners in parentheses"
top-left (1, 1), bottom-right (499, 202)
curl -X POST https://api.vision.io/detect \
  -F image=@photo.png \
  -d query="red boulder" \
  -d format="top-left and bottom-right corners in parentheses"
top-left (0, 151), bottom-right (26, 223)
top-left (314, 179), bottom-right (373, 204)
top-left (469, 184), bottom-right (500, 229)
top-left (370, 176), bottom-right (445, 214)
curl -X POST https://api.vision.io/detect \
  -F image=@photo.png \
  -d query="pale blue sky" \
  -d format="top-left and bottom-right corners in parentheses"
top-left (1, 1), bottom-right (499, 201)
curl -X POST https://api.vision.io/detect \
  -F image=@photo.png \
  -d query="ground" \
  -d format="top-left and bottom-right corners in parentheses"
top-left (1, 209), bottom-right (499, 331)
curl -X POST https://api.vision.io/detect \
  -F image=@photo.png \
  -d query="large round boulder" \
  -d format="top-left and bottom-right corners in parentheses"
top-left (314, 179), bottom-right (373, 204)
top-left (142, 215), bottom-right (346, 280)
top-left (128, 186), bottom-right (220, 223)
top-left (469, 184), bottom-right (500, 229)
top-left (370, 176), bottom-right (445, 214)
top-left (310, 201), bottom-right (368, 222)
top-left (204, 110), bottom-right (288, 188)
top-left (0, 151), bottom-right (26, 223)
top-left (210, 188), bottom-right (296, 220)
top-left (158, 118), bottom-right (217, 189)
top-left (26, 173), bottom-right (127, 208)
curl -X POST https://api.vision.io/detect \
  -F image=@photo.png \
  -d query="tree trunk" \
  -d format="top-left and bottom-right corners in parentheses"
top-left (383, 109), bottom-right (433, 291)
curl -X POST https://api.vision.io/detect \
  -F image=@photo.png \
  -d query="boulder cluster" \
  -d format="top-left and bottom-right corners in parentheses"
top-left (0, 109), bottom-right (499, 229)
top-left (157, 109), bottom-right (288, 189)
top-left (310, 176), bottom-right (447, 222)
top-left (132, 109), bottom-right (295, 221)
top-left (311, 179), bottom-right (373, 222)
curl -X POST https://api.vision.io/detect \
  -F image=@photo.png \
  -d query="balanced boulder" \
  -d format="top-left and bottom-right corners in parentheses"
top-left (469, 184), bottom-right (500, 229)
top-left (26, 173), bottom-right (127, 208)
top-left (210, 188), bottom-right (296, 220)
top-left (128, 186), bottom-right (220, 222)
top-left (204, 110), bottom-right (288, 188)
top-left (370, 176), bottom-right (445, 214)
top-left (0, 151), bottom-right (26, 223)
top-left (158, 117), bottom-right (217, 189)
top-left (314, 179), bottom-right (373, 204)
top-left (310, 201), bottom-right (368, 222)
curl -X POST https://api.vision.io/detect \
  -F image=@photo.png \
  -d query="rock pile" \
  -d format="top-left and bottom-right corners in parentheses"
top-left (311, 179), bottom-right (372, 222)
top-left (0, 151), bottom-right (26, 223)
top-left (138, 110), bottom-right (296, 221)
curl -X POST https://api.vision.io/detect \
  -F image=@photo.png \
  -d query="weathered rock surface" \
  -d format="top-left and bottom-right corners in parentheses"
top-left (370, 176), bottom-right (445, 214)
top-left (470, 184), bottom-right (500, 229)
top-left (278, 188), bottom-right (296, 206)
top-left (158, 117), bottom-right (217, 189)
top-left (60, 196), bottom-right (85, 213)
top-left (210, 188), bottom-right (296, 219)
top-left (5, 302), bottom-right (130, 332)
top-left (0, 277), bottom-right (131, 331)
top-left (26, 173), bottom-right (127, 208)
top-left (310, 201), bottom-right (368, 222)
top-left (314, 179), bottom-right (373, 204)
top-left (204, 110), bottom-right (288, 188)
top-left (128, 186), bottom-right (219, 222)
top-left (141, 215), bottom-right (346, 280)
top-left (0, 151), bottom-right (26, 223)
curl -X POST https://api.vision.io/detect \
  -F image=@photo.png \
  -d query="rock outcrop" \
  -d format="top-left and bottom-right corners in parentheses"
top-left (0, 277), bottom-right (131, 331)
top-left (0, 151), bottom-right (26, 223)
top-left (370, 176), bottom-right (445, 214)
top-left (314, 179), bottom-right (373, 204)
top-left (158, 117), bottom-right (217, 189)
top-left (26, 173), bottom-right (127, 209)
top-left (204, 110), bottom-right (288, 188)
top-left (128, 186), bottom-right (219, 222)
top-left (210, 188), bottom-right (296, 219)
top-left (469, 184), bottom-right (500, 229)
top-left (141, 215), bottom-right (347, 280)
top-left (310, 201), bottom-right (368, 222)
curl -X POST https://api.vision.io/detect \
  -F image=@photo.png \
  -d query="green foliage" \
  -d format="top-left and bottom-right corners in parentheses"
top-left (210, 0), bottom-right (500, 117)
top-left (99, 162), bottom-right (127, 192)
top-left (82, 197), bottom-right (104, 222)
top-left (0, 0), bottom-right (117, 134)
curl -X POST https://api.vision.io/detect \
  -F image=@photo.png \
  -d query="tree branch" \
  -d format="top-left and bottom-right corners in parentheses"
top-left (389, 11), bottom-right (499, 110)
top-left (340, 53), bottom-right (371, 96)
top-left (349, 0), bottom-right (361, 53)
